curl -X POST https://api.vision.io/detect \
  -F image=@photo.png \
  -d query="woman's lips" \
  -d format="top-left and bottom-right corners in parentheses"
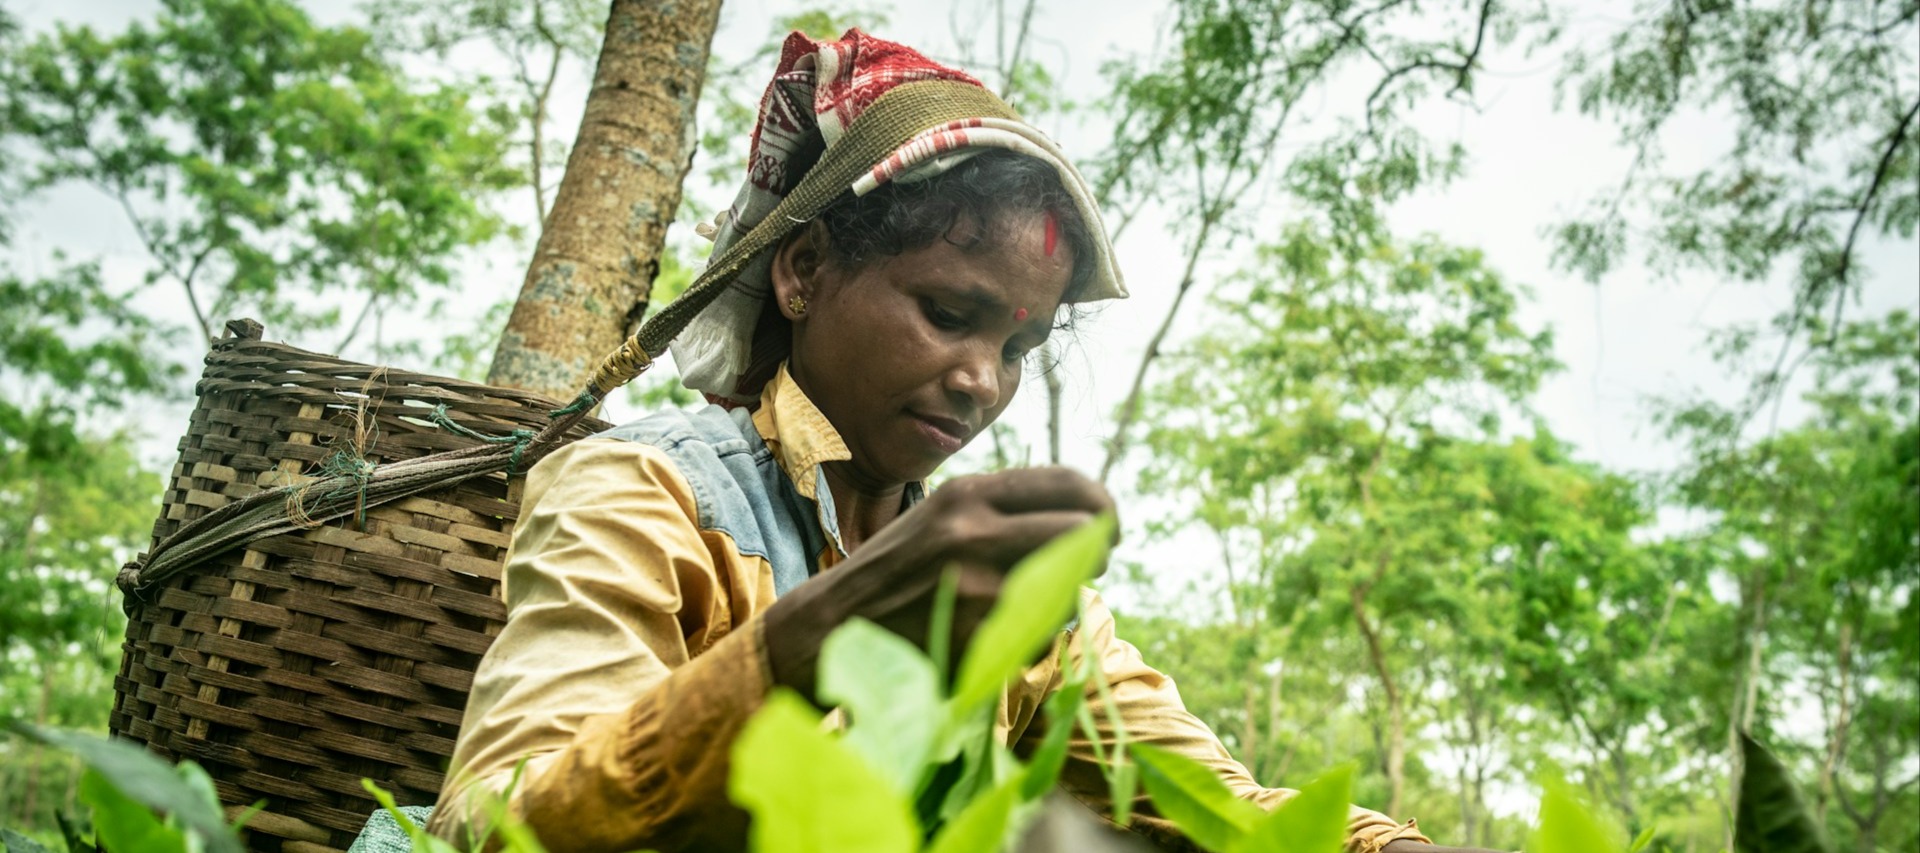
top-left (909, 412), bottom-right (971, 454)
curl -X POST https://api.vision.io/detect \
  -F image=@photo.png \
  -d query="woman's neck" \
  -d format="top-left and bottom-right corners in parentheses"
top-left (820, 462), bottom-right (908, 553)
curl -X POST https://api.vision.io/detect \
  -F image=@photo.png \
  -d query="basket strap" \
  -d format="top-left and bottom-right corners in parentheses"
top-left (582, 79), bottom-right (1019, 398)
top-left (119, 402), bottom-right (596, 600)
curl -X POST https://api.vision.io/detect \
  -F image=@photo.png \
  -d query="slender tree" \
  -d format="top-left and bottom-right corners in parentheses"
top-left (486, 0), bottom-right (723, 400)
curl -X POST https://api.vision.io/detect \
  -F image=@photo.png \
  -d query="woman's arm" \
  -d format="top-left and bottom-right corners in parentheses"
top-left (426, 439), bottom-right (778, 853)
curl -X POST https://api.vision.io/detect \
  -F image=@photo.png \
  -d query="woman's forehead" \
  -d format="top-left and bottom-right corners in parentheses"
top-left (875, 220), bottom-right (1073, 303)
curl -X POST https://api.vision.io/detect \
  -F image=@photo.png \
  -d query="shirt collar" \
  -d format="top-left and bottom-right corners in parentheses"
top-left (751, 363), bottom-right (852, 502)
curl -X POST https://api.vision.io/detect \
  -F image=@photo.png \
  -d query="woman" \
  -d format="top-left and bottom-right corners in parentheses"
top-left (429, 30), bottom-right (1477, 853)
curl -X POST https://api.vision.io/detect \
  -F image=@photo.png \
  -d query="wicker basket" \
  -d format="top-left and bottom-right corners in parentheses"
top-left (110, 320), bottom-right (609, 852)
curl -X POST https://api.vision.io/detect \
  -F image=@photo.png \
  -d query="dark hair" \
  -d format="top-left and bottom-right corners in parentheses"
top-left (817, 148), bottom-right (1099, 304)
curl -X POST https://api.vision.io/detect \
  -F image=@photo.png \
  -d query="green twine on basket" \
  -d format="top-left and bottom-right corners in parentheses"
top-left (318, 450), bottom-right (378, 529)
top-left (430, 404), bottom-right (539, 473)
top-left (548, 391), bottom-right (597, 418)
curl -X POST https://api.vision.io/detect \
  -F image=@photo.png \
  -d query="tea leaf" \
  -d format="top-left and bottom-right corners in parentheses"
top-left (1628, 825), bottom-right (1657, 853)
top-left (53, 809), bottom-right (95, 853)
top-left (1233, 763), bottom-right (1352, 853)
top-left (361, 778), bottom-right (462, 853)
top-left (1084, 642), bottom-right (1138, 826)
top-left (918, 708), bottom-right (994, 829)
top-left (730, 690), bottom-right (920, 853)
top-left (9, 722), bottom-right (242, 853)
top-left (3, 829), bottom-right (54, 853)
top-left (931, 719), bottom-right (1019, 828)
top-left (928, 566), bottom-right (960, 689)
top-left (1108, 760), bottom-right (1140, 828)
top-left (1131, 743), bottom-right (1262, 852)
top-left (1735, 733), bottom-right (1832, 853)
top-left (951, 514), bottom-right (1114, 715)
top-left (1530, 775), bottom-right (1624, 853)
top-left (924, 773), bottom-right (1025, 853)
top-left (819, 617), bottom-right (943, 795)
top-left (80, 769), bottom-right (187, 853)
top-left (1020, 668), bottom-right (1086, 801)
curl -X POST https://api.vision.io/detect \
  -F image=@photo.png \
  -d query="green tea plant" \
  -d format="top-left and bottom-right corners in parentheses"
top-left (1128, 747), bottom-right (1350, 853)
top-left (2, 722), bottom-right (252, 853)
top-left (0, 719), bottom-right (551, 853)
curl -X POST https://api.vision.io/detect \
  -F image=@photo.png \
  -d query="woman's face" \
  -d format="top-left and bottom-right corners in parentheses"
top-left (773, 213), bottom-right (1073, 488)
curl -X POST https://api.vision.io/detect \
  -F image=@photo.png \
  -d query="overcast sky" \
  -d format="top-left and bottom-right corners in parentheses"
top-left (10, 0), bottom-right (1918, 573)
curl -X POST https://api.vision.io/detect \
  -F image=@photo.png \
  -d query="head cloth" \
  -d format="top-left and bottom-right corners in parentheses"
top-left (670, 28), bottom-right (1128, 401)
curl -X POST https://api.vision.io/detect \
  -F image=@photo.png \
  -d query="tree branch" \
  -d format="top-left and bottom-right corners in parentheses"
top-left (1099, 195), bottom-right (1218, 485)
top-left (997, 0), bottom-right (1039, 101)
top-left (1833, 95), bottom-right (1919, 291)
top-left (1362, 0), bottom-right (1495, 136)
top-left (336, 293), bottom-right (380, 353)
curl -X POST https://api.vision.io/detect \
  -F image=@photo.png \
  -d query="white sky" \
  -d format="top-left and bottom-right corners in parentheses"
top-left (10, 0), bottom-right (1917, 576)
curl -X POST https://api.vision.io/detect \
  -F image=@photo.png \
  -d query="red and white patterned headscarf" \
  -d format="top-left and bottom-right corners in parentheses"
top-left (673, 29), bottom-right (1127, 401)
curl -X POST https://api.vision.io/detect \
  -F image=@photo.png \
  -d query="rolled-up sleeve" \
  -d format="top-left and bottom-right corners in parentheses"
top-left (426, 438), bottom-right (776, 853)
top-left (1047, 591), bottom-right (1430, 853)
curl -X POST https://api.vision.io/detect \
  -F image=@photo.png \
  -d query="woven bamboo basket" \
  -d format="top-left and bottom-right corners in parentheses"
top-left (110, 320), bottom-right (609, 852)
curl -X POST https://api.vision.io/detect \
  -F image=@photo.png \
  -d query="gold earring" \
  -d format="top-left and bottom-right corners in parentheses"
top-left (788, 295), bottom-right (808, 316)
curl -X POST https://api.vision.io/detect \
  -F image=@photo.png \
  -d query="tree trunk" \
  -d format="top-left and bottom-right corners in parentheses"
top-left (19, 662), bottom-right (53, 826)
top-left (487, 0), bottom-right (723, 400)
top-left (1353, 583), bottom-right (1405, 818)
top-left (1240, 662), bottom-right (1260, 775)
top-left (1817, 620), bottom-right (1853, 823)
top-left (1726, 567), bottom-right (1771, 850)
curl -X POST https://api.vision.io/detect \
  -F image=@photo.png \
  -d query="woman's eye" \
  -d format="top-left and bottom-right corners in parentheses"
top-left (1003, 344), bottom-right (1031, 364)
top-left (923, 300), bottom-right (967, 331)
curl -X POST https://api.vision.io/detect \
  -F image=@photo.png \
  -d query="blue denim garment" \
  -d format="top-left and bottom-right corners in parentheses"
top-left (594, 402), bottom-right (925, 596)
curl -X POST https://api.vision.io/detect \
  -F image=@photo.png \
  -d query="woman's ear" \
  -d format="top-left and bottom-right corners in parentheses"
top-left (771, 220), bottom-right (829, 321)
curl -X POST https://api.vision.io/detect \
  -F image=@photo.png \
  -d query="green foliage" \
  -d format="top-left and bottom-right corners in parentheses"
top-left (731, 691), bottom-right (924, 853)
top-left (1657, 313), bottom-right (1918, 851)
top-left (6, 723), bottom-right (244, 853)
top-left (1550, 0), bottom-right (1920, 414)
top-left (1735, 734), bottom-right (1832, 853)
top-left (0, 0), bottom-right (518, 346)
top-left (1096, 0), bottom-right (1519, 243)
top-left (819, 619), bottom-right (942, 794)
top-left (1235, 764), bottom-right (1351, 853)
top-left (1529, 776), bottom-right (1627, 853)
top-left (1131, 744), bottom-right (1264, 850)
top-left (952, 515), bottom-right (1114, 715)
top-left (1129, 744), bottom-right (1351, 853)
top-left (2, 724), bottom-right (555, 853)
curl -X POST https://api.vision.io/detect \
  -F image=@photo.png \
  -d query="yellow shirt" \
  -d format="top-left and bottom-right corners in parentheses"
top-left (428, 366), bottom-right (1427, 852)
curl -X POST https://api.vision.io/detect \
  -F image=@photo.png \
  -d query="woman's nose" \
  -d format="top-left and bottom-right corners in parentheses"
top-left (944, 345), bottom-right (1003, 411)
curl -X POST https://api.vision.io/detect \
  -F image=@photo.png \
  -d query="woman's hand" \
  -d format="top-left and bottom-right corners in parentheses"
top-left (763, 466), bottom-right (1114, 699)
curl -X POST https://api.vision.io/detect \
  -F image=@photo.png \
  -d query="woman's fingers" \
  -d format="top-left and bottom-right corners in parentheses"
top-left (966, 509), bottom-right (1103, 568)
top-left (950, 466), bottom-right (1115, 516)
